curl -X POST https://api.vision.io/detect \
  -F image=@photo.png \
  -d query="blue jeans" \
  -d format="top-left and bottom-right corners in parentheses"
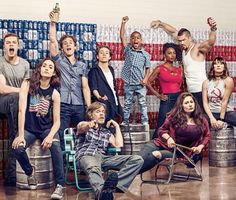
top-left (123, 84), bottom-right (148, 123)
top-left (14, 129), bottom-right (64, 186)
top-left (78, 152), bottom-right (143, 193)
top-left (205, 111), bottom-right (236, 127)
top-left (191, 92), bottom-right (203, 112)
top-left (139, 141), bottom-right (173, 174)
top-left (152, 92), bottom-right (180, 139)
top-left (58, 103), bottom-right (85, 150)
top-left (0, 93), bottom-right (19, 181)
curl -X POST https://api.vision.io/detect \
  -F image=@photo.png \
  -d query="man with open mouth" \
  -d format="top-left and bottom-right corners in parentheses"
top-left (0, 33), bottom-right (30, 186)
top-left (49, 8), bottom-right (91, 151)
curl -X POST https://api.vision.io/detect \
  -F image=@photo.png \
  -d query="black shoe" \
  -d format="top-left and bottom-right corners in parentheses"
top-left (96, 172), bottom-right (118, 200)
top-left (186, 154), bottom-right (203, 168)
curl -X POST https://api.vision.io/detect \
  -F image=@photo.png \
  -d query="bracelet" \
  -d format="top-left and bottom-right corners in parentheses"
top-left (166, 136), bottom-right (171, 141)
top-left (219, 117), bottom-right (225, 122)
top-left (211, 27), bottom-right (217, 31)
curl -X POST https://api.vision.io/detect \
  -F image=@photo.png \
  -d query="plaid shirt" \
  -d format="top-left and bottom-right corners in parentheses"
top-left (75, 127), bottom-right (112, 160)
top-left (52, 53), bottom-right (89, 105)
top-left (121, 44), bottom-right (151, 85)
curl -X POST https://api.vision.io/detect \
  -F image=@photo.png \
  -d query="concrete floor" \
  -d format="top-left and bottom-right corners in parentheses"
top-left (1, 159), bottom-right (236, 200)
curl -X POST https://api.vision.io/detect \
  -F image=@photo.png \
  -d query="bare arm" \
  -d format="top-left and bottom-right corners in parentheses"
top-left (108, 120), bottom-right (123, 147)
top-left (146, 67), bottom-right (161, 97)
top-left (92, 89), bottom-right (108, 101)
top-left (0, 74), bottom-right (20, 94)
top-left (219, 77), bottom-right (234, 119)
top-left (82, 77), bottom-right (91, 106)
top-left (146, 66), bottom-right (167, 101)
top-left (47, 90), bottom-right (61, 137)
top-left (202, 80), bottom-right (216, 121)
top-left (120, 16), bottom-right (129, 47)
top-left (151, 20), bottom-right (178, 40)
top-left (49, 10), bottom-right (59, 57)
top-left (41, 89), bottom-right (61, 150)
top-left (76, 120), bottom-right (97, 134)
top-left (198, 18), bottom-right (217, 54)
top-left (202, 80), bottom-right (222, 129)
top-left (12, 80), bottom-right (29, 148)
top-left (142, 68), bottom-right (150, 85)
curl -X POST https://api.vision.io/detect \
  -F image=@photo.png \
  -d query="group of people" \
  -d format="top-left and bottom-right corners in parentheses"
top-left (1, 7), bottom-right (236, 200)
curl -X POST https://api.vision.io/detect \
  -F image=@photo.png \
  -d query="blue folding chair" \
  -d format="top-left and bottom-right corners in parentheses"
top-left (64, 128), bottom-right (92, 190)
top-left (63, 128), bottom-right (121, 190)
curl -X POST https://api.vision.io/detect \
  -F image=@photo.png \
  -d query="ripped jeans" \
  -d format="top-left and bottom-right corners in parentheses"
top-left (139, 141), bottom-right (173, 174)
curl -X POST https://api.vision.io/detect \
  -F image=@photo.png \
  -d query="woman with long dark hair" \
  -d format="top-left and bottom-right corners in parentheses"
top-left (139, 92), bottom-right (210, 173)
top-left (12, 58), bottom-right (64, 199)
top-left (147, 43), bottom-right (183, 139)
top-left (202, 56), bottom-right (236, 129)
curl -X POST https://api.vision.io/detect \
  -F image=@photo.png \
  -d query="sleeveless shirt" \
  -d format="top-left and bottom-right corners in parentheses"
top-left (182, 45), bottom-right (207, 92)
top-left (25, 86), bottom-right (54, 134)
top-left (206, 79), bottom-right (234, 113)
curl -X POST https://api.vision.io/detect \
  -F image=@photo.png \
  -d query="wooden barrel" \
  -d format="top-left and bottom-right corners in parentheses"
top-left (209, 127), bottom-right (236, 167)
top-left (120, 124), bottom-right (150, 155)
top-left (16, 139), bottom-right (54, 189)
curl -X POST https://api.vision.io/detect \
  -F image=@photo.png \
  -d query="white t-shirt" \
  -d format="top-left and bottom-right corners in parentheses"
top-left (103, 70), bottom-right (118, 105)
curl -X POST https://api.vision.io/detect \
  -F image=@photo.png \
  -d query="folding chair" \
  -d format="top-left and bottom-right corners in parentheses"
top-left (141, 144), bottom-right (203, 184)
top-left (64, 128), bottom-right (92, 190)
top-left (63, 128), bottom-right (121, 190)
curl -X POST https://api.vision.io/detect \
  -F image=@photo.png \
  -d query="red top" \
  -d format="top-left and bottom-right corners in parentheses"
top-left (159, 64), bottom-right (182, 94)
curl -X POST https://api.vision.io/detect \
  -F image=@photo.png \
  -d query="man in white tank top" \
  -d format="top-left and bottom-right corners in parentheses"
top-left (150, 18), bottom-right (217, 110)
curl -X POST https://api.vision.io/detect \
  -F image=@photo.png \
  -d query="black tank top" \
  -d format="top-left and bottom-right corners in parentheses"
top-left (25, 85), bottom-right (54, 135)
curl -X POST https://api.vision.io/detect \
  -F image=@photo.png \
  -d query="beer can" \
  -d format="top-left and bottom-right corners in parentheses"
top-left (2, 20), bottom-right (8, 29)
top-left (28, 21), bottom-right (33, 29)
top-left (8, 20), bottom-right (14, 29)
top-left (37, 21), bottom-right (42, 30)
top-left (42, 21), bottom-right (49, 30)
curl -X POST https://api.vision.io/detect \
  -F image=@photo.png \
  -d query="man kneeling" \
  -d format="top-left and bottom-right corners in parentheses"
top-left (75, 102), bottom-right (143, 200)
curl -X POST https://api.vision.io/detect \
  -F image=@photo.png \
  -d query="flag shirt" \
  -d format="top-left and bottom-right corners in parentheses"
top-left (25, 86), bottom-right (54, 135)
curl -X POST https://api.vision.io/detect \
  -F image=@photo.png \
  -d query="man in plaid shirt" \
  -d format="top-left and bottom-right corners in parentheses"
top-left (75, 102), bottom-right (143, 200)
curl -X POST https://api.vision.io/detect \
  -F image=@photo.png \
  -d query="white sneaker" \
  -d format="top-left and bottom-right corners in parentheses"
top-left (51, 184), bottom-right (64, 199)
top-left (142, 122), bottom-right (149, 125)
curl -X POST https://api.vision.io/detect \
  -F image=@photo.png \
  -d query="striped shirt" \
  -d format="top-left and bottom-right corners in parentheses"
top-left (75, 127), bottom-right (112, 160)
top-left (121, 44), bottom-right (151, 85)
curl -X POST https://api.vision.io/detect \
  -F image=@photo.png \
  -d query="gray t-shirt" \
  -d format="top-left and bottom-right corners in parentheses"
top-left (0, 56), bottom-right (30, 88)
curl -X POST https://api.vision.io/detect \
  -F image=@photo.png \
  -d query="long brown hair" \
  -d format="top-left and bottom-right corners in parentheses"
top-left (167, 92), bottom-right (205, 129)
top-left (207, 56), bottom-right (229, 80)
top-left (29, 58), bottom-right (61, 96)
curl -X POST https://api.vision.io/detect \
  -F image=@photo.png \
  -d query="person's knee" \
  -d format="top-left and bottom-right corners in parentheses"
top-left (129, 155), bottom-right (144, 166)
top-left (14, 146), bottom-right (25, 156)
top-left (152, 151), bottom-right (162, 159)
top-left (50, 141), bottom-right (62, 153)
top-left (86, 165), bottom-right (101, 175)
